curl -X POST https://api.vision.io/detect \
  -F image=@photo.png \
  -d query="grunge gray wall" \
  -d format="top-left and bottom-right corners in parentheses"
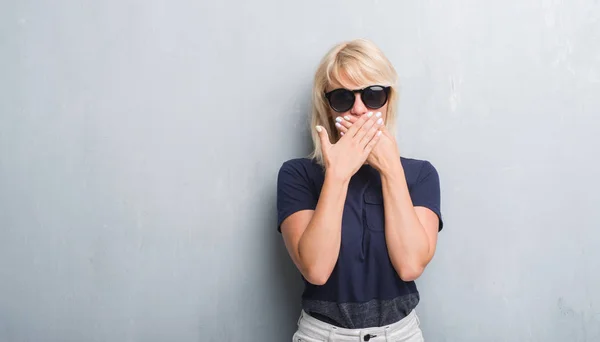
top-left (1, 0), bottom-right (599, 341)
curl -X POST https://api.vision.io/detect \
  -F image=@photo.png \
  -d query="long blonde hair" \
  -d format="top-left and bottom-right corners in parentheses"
top-left (308, 39), bottom-right (399, 166)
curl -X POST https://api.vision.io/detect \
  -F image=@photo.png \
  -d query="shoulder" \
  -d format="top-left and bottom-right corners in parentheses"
top-left (400, 157), bottom-right (439, 185)
top-left (278, 157), bottom-right (323, 177)
top-left (277, 157), bottom-right (324, 185)
top-left (276, 158), bottom-right (323, 229)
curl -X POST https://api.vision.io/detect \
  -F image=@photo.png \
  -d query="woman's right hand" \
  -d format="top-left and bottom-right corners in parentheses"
top-left (316, 113), bottom-right (383, 181)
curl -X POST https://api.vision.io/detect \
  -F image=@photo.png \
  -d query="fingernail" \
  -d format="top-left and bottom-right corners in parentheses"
top-left (377, 130), bottom-right (382, 136)
top-left (377, 118), bottom-right (383, 125)
top-left (375, 112), bottom-right (382, 118)
top-left (340, 132), bottom-right (345, 136)
top-left (344, 116), bottom-right (351, 121)
top-left (367, 112), bottom-right (373, 117)
top-left (335, 122), bottom-right (342, 128)
top-left (315, 126), bottom-right (322, 132)
top-left (335, 117), bottom-right (343, 122)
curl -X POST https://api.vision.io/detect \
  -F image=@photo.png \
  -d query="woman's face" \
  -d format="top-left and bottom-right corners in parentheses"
top-left (325, 79), bottom-right (389, 126)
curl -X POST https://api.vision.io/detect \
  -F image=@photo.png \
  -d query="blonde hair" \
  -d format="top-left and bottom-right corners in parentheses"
top-left (308, 39), bottom-right (399, 166)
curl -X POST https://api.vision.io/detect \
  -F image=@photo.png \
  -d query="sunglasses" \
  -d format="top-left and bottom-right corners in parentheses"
top-left (324, 85), bottom-right (391, 113)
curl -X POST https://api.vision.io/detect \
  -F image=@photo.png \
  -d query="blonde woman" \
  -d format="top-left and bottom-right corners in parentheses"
top-left (277, 39), bottom-right (443, 342)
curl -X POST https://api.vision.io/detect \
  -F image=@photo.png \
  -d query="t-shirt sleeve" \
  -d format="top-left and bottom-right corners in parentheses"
top-left (276, 160), bottom-right (318, 232)
top-left (411, 160), bottom-right (444, 231)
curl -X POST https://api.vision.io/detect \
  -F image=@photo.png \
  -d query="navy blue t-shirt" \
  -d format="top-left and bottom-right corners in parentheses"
top-left (276, 157), bottom-right (443, 329)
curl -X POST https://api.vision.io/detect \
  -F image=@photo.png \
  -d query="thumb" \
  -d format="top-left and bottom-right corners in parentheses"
top-left (315, 125), bottom-right (332, 151)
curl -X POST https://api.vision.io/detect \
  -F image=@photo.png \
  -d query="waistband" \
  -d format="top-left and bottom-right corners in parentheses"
top-left (297, 308), bottom-right (419, 341)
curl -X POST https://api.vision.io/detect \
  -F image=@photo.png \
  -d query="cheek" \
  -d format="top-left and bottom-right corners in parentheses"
top-left (380, 105), bottom-right (389, 122)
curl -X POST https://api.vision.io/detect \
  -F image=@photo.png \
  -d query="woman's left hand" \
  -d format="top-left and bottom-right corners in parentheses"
top-left (334, 112), bottom-right (401, 174)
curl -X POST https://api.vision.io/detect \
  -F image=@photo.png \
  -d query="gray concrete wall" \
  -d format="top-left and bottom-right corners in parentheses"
top-left (1, 0), bottom-right (599, 341)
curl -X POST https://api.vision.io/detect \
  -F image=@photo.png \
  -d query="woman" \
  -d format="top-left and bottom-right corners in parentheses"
top-left (277, 39), bottom-right (443, 342)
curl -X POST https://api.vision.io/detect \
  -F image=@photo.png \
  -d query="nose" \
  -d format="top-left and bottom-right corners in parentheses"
top-left (349, 93), bottom-right (368, 116)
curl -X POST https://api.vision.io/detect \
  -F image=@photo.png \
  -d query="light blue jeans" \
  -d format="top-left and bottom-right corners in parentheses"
top-left (293, 309), bottom-right (424, 342)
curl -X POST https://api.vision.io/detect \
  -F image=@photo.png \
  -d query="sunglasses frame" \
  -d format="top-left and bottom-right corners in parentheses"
top-left (324, 85), bottom-right (391, 113)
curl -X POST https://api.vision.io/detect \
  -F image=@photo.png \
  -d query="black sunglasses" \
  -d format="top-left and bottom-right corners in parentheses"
top-left (324, 85), bottom-right (391, 113)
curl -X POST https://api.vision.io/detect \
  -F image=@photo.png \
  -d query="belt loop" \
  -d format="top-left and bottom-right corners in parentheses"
top-left (297, 311), bottom-right (303, 327)
top-left (384, 327), bottom-right (390, 341)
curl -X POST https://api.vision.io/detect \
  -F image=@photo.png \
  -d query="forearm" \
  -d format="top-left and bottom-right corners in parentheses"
top-left (298, 170), bottom-right (348, 284)
top-left (380, 162), bottom-right (431, 281)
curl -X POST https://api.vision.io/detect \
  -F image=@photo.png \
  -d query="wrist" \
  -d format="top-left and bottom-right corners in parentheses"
top-left (380, 159), bottom-right (404, 180)
top-left (325, 168), bottom-right (351, 185)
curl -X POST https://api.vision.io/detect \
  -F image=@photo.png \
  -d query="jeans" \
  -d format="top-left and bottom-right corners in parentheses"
top-left (293, 309), bottom-right (424, 342)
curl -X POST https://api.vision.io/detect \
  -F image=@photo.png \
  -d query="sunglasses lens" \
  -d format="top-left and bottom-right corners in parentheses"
top-left (362, 86), bottom-right (389, 109)
top-left (328, 89), bottom-right (355, 112)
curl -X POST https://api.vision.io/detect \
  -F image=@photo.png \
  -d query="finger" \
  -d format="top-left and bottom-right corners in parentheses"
top-left (334, 117), bottom-right (351, 133)
top-left (364, 130), bottom-right (382, 154)
top-left (342, 114), bottom-right (359, 124)
top-left (335, 123), bottom-right (349, 134)
top-left (354, 114), bottom-right (380, 142)
top-left (344, 111), bottom-right (380, 125)
top-left (346, 113), bottom-right (372, 137)
top-left (360, 117), bottom-right (384, 146)
top-left (315, 126), bottom-right (331, 151)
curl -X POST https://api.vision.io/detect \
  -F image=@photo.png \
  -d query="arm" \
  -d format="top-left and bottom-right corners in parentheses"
top-left (380, 161), bottom-right (440, 281)
top-left (280, 171), bottom-right (349, 285)
top-left (279, 114), bottom-right (383, 285)
top-left (334, 117), bottom-right (442, 281)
